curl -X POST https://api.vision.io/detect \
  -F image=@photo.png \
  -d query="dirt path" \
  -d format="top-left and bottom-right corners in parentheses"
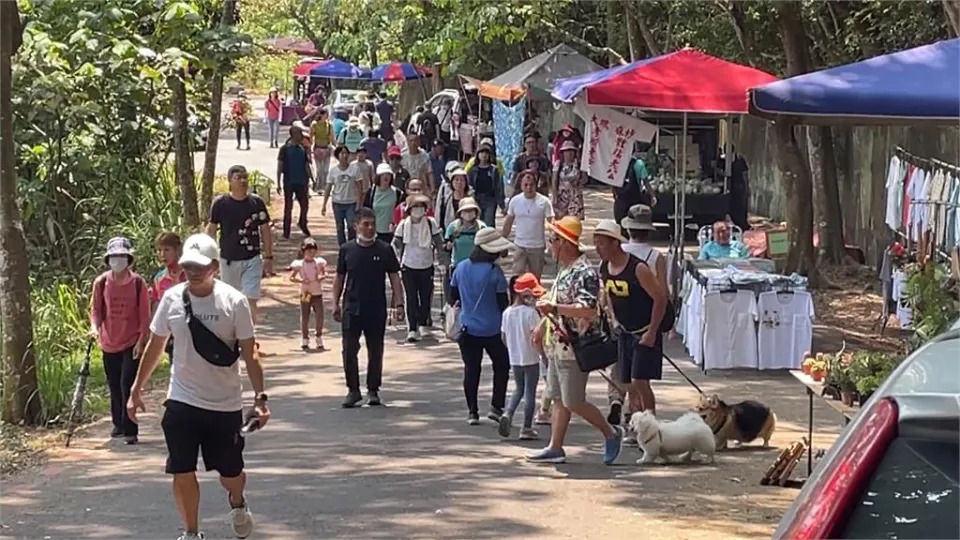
top-left (0, 116), bottom-right (851, 539)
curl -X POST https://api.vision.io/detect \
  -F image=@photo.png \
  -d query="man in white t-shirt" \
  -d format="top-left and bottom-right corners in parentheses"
top-left (502, 170), bottom-right (554, 278)
top-left (127, 234), bottom-right (270, 540)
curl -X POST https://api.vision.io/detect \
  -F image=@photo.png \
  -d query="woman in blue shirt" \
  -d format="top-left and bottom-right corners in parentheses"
top-left (449, 227), bottom-right (512, 425)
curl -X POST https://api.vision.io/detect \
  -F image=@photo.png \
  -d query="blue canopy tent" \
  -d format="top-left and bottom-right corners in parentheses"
top-left (749, 38), bottom-right (960, 125)
top-left (305, 58), bottom-right (371, 80)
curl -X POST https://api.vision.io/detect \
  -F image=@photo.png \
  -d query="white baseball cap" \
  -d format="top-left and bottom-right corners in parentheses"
top-left (179, 233), bottom-right (220, 266)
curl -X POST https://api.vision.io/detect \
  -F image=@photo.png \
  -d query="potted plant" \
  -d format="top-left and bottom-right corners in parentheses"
top-left (850, 351), bottom-right (903, 405)
top-left (801, 352), bottom-right (816, 375)
top-left (809, 359), bottom-right (827, 382)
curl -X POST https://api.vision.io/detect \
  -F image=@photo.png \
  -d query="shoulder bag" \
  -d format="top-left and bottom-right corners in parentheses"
top-left (181, 288), bottom-right (240, 367)
top-left (445, 264), bottom-right (494, 341)
top-left (546, 272), bottom-right (618, 373)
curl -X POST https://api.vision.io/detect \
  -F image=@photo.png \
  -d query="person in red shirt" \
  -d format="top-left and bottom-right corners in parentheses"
top-left (89, 237), bottom-right (151, 444)
top-left (264, 88), bottom-right (282, 148)
top-left (392, 178), bottom-right (434, 226)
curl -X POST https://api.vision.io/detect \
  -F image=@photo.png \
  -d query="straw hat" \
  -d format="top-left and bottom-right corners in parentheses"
top-left (457, 197), bottom-right (480, 215)
top-left (548, 216), bottom-right (588, 251)
top-left (593, 219), bottom-right (627, 243)
top-left (347, 116), bottom-right (361, 128)
top-left (621, 204), bottom-right (656, 231)
top-left (406, 194), bottom-right (430, 211)
top-left (474, 227), bottom-right (514, 254)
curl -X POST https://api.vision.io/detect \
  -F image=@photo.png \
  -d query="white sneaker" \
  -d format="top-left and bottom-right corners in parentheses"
top-left (228, 501), bottom-right (254, 539)
top-left (177, 532), bottom-right (204, 540)
top-left (315, 336), bottom-right (325, 350)
top-left (406, 330), bottom-right (421, 343)
top-left (420, 326), bottom-right (432, 338)
top-left (300, 338), bottom-right (309, 351)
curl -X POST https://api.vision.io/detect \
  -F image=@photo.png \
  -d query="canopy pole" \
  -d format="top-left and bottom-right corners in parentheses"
top-left (724, 116), bottom-right (733, 193)
top-left (679, 111), bottom-right (688, 259)
top-left (673, 130), bottom-right (680, 245)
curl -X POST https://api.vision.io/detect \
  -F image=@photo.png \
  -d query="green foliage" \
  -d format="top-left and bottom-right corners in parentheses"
top-left (904, 263), bottom-right (959, 345)
top-left (848, 350), bottom-right (903, 397)
top-left (232, 50), bottom-right (299, 94)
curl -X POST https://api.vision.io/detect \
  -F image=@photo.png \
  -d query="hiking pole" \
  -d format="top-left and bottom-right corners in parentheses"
top-left (64, 340), bottom-right (94, 447)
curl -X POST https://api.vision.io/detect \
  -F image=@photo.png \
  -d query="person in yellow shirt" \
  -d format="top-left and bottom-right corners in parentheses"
top-left (463, 138), bottom-right (505, 177)
top-left (311, 109), bottom-right (334, 192)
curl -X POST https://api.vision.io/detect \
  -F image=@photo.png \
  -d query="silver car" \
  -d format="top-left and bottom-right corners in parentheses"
top-left (775, 328), bottom-right (959, 539)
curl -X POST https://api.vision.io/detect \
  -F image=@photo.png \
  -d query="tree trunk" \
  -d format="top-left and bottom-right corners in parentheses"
top-left (171, 74), bottom-right (200, 229)
top-left (725, 1), bottom-right (760, 67)
top-left (624, 2), bottom-right (644, 61)
top-left (812, 125), bottom-right (846, 263)
top-left (0, 1), bottom-right (42, 425)
top-left (943, 0), bottom-right (960, 36)
top-left (635, 2), bottom-right (661, 57)
top-left (200, 0), bottom-right (237, 222)
top-left (775, 1), bottom-right (819, 284)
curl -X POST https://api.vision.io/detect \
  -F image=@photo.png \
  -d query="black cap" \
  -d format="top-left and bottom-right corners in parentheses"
top-left (432, 139), bottom-right (445, 147)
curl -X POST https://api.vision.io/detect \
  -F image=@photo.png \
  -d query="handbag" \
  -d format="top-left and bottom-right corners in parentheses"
top-left (182, 289), bottom-right (240, 367)
top-left (550, 313), bottom-right (619, 373)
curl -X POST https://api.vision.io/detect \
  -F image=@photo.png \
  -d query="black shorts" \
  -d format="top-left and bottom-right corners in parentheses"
top-left (617, 332), bottom-right (663, 382)
top-left (161, 400), bottom-right (244, 477)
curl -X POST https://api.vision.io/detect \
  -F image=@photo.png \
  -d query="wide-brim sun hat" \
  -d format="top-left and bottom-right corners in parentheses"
top-left (474, 227), bottom-right (514, 254)
top-left (179, 233), bottom-right (220, 266)
top-left (347, 116), bottom-right (361, 128)
top-left (456, 197), bottom-right (480, 215)
top-left (479, 138), bottom-right (494, 150)
top-left (445, 160), bottom-right (461, 175)
top-left (104, 236), bottom-right (134, 261)
top-left (548, 216), bottom-right (589, 251)
top-left (621, 203), bottom-right (656, 231)
top-left (593, 219), bottom-right (627, 243)
top-left (449, 167), bottom-right (468, 179)
top-left (513, 272), bottom-right (547, 297)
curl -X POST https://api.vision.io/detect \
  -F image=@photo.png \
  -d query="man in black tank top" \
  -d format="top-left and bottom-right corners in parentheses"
top-left (593, 220), bottom-right (668, 417)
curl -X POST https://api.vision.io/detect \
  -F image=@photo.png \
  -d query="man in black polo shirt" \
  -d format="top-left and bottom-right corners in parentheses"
top-left (206, 165), bottom-right (275, 324)
top-left (332, 207), bottom-right (403, 408)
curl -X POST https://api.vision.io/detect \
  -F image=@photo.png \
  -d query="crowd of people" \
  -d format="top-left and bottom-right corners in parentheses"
top-left (87, 91), bottom-right (685, 539)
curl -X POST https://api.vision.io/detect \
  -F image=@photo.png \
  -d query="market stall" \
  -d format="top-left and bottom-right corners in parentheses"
top-left (552, 48), bottom-right (778, 291)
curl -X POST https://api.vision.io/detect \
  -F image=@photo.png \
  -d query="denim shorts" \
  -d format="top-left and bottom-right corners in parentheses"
top-left (219, 256), bottom-right (263, 299)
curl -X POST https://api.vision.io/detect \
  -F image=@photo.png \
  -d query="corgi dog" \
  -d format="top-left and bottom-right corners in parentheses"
top-left (695, 394), bottom-right (776, 450)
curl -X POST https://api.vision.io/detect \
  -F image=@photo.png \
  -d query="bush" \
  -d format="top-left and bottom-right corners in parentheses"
top-left (232, 50), bottom-right (299, 95)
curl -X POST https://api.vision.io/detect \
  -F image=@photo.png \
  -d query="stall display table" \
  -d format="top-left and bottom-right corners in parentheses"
top-left (790, 370), bottom-right (859, 475)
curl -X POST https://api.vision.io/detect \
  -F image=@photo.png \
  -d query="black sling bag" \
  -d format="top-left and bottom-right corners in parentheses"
top-left (182, 289), bottom-right (240, 367)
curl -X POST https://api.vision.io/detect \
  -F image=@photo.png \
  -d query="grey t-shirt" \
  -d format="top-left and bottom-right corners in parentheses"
top-left (327, 163), bottom-right (360, 204)
top-left (401, 150), bottom-right (431, 185)
top-left (150, 281), bottom-right (254, 412)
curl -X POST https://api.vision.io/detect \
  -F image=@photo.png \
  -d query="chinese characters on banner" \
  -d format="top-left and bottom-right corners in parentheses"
top-left (574, 98), bottom-right (657, 187)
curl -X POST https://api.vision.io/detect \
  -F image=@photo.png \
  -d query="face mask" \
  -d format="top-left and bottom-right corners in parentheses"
top-left (357, 232), bottom-right (375, 244)
top-left (108, 257), bottom-right (129, 272)
top-left (411, 207), bottom-right (426, 219)
top-left (461, 210), bottom-right (476, 221)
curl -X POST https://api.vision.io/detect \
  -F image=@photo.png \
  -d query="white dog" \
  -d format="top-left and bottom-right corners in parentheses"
top-left (629, 410), bottom-right (716, 465)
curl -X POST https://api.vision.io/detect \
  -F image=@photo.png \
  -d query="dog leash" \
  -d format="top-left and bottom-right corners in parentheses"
top-left (597, 352), bottom-right (705, 397)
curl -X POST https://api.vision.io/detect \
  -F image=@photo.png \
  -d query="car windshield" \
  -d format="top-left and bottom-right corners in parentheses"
top-left (888, 332), bottom-right (960, 395)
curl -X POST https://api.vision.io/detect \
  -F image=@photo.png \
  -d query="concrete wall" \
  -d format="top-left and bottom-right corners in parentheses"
top-left (739, 117), bottom-right (960, 264)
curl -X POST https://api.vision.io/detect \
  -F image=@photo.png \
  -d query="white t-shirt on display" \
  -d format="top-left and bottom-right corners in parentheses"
top-left (756, 291), bottom-right (815, 370)
top-left (702, 290), bottom-right (758, 370)
top-left (884, 155), bottom-right (903, 231)
top-left (501, 304), bottom-right (542, 366)
top-left (151, 281), bottom-right (255, 412)
top-left (507, 193), bottom-right (554, 248)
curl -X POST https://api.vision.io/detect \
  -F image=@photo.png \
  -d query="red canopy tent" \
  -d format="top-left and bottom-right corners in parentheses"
top-left (574, 48), bottom-right (778, 113)
top-left (553, 49), bottom-right (778, 283)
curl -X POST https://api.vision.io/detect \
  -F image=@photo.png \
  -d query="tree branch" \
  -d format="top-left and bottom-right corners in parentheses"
top-left (540, 19), bottom-right (628, 65)
top-left (721, 0), bottom-right (758, 67)
top-left (633, 2), bottom-right (661, 57)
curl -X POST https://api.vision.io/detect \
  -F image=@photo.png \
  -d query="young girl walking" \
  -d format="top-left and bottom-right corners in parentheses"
top-left (498, 273), bottom-right (547, 440)
top-left (290, 237), bottom-right (327, 351)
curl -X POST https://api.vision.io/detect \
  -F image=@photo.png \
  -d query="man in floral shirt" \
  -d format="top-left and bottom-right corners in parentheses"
top-left (526, 216), bottom-right (625, 465)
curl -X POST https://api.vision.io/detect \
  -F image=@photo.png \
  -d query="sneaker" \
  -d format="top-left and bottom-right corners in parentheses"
top-left (519, 427), bottom-right (540, 440)
top-left (603, 425), bottom-right (625, 465)
top-left (366, 391), bottom-right (382, 406)
top-left (466, 413), bottom-right (480, 425)
top-left (487, 407), bottom-right (503, 423)
top-left (607, 402), bottom-right (622, 426)
top-left (301, 338), bottom-right (310, 351)
top-left (420, 326), bottom-right (432, 339)
top-left (177, 532), bottom-right (204, 540)
top-left (228, 499), bottom-right (254, 539)
top-left (124, 435), bottom-right (138, 445)
top-left (406, 330), bottom-right (421, 343)
top-left (525, 447), bottom-right (567, 463)
top-left (341, 391), bottom-right (363, 408)
top-left (497, 414), bottom-right (513, 438)
top-left (314, 337), bottom-right (325, 350)
top-left (535, 410), bottom-right (551, 425)
top-left (110, 426), bottom-right (123, 438)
